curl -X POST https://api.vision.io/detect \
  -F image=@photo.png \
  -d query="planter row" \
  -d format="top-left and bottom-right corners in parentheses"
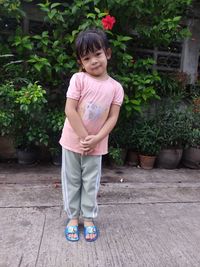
top-left (126, 148), bottom-right (200, 170)
top-left (2, 146), bottom-right (200, 170)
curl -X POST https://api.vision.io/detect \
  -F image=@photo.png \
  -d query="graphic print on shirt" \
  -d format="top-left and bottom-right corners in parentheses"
top-left (83, 101), bottom-right (104, 121)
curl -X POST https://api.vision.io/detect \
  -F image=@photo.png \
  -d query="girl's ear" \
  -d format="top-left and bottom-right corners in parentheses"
top-left (106, 48), bottom-right (112, 60)
top-left (77, 59), bottom-right (85, 72)
top-left (77, 59), bottom-right (81, 66)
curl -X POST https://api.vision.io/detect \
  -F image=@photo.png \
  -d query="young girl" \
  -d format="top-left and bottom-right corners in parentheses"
top-left (59, 28), bottom-right (124, 242)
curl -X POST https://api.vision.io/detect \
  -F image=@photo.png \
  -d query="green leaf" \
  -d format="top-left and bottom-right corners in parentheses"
top-left (72, 5), bottom-right (77, 14)
top-left (173, 16), bottom-right (181, 22)
top-left (87, 13), bottom-right (96, 19)
top-left (94, 7), bottom-right (100, 13)
top-left (121, 36), bottom-right (132, 41)
top-left (33, 35), bottom-right (42, 40)
top-left (51, 3), bottom-right (61, 9)
top-left (52, 40), bottom-right (59, 48)
top-left (37, 3), bottom-right (50, 12)
top-left (131, 99), bottom-right (141, 105)
top-left (42, 39), bottom-right (48, 46)
top-left (133, 106), bottom-right (141, 112)
top-left (42, 31), bottom-right (49, 37)
top-left (34, 63), bottom-right (43, 72)
top-left (48, 9), bottom-right (57, 19)
top-left (24, 43), bottom-right (33, 50)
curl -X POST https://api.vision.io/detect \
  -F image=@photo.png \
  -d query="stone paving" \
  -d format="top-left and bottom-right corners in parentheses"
top-left (0, 163), bottom-right (200, 267)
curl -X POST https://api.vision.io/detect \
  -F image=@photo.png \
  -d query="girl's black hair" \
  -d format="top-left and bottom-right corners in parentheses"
top-left (75, 28), bottom-right (109, 60)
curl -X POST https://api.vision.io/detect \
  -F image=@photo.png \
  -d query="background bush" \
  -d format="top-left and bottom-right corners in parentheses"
top-left (0, 0), bottom-right (193, 154)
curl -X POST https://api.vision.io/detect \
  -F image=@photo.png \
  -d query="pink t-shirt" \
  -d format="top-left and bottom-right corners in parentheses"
top-left (59, 72), bottom-right (124, 155)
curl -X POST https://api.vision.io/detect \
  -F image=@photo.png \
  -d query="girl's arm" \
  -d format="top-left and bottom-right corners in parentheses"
top-left (80, 104), bottom-right (121, 152)
top-left (96, 104), bottom-right (120, 141)
top-left (65, 98), bottom-right (88, 140)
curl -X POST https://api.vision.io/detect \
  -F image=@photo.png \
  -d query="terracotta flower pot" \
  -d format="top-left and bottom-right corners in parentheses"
top-left (139, 155), bottom-right (156, 170)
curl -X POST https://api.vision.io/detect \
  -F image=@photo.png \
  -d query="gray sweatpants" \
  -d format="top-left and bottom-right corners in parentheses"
top-left (61, 148), bottom-right (102, 221)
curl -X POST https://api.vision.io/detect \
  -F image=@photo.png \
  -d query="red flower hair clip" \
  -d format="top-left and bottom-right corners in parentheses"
top-left (101, 15), bottom-right (116, 30)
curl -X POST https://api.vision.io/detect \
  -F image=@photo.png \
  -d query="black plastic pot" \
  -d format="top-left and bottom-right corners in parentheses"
top-left (182, 147), bottom-right (200, 169)
top-left (156, 148), bottom-right (183, 169)
top-left (17, 149), bottom-right (37, 164)
top-left (51, 153), bottom-right (62, 166)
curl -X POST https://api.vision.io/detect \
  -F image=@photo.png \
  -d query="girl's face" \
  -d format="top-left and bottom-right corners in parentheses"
top-left (79, 48), bottom-right (111, 79)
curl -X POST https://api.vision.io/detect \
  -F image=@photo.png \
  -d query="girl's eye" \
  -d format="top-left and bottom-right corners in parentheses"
top-left (83, 57), bottom-right (89, 61)
top-left (96, 52), bottom-right (101, 56)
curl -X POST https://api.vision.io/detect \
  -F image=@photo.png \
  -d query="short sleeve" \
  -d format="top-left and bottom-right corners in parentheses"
top-left (66, 73), bottom-right (81, 100)
top-left (112, 83), bottom-right (124, 106)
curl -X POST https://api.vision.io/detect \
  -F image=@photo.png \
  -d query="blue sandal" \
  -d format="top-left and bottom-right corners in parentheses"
top-left (84, 225), bottom-right (98, 242)
top-left (65, 225), bottom-right (79, 242)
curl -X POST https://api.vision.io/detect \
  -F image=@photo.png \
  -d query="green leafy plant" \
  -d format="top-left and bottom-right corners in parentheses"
top-left (0, 0), bottom-right (24, 19)
top-left (46, 108), bottom-right (65, 155)
top-left (0, 81), bottom-right (49, 150)
top-left (157, 72), bottom-right (188, 98)
top-left (109, 146), bottom-right (124, 166)
top-left (4, 1), bottom-right (180, 115)
top-left (0, 82), bottom-right (16, 136)
top-left (188, 128), bottom-right (200, 149)
top-left (156, 100), bottom-right (191, 149)
top-left (0, 0), bottom-right (193, 155)
top-left (134, 117), bottom-right (161, 156)
top-left (109, 114), bottom-right (133, 149)
top-left (184, 107), bottom-right (200, 149)
top-left (104, 0), bottom-right (191, 46)
top-left (0, 111), bottom-right (14, 136)
top-left (122, 59), bottom-right (161, 115)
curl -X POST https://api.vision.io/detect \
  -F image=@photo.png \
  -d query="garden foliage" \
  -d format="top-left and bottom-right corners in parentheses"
top-left (0, 0), bottom-right (191, 110)
top-left (0, 0), bottom-right (193, 152)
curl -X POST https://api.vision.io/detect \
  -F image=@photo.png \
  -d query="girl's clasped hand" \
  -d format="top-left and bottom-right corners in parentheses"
top-left (80, 135), bottom-right (99, 155)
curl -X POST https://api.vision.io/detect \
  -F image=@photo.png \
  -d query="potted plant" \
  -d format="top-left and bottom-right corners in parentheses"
top-left (108, 146), bottom-right (125, 166)
top-left (108, 115), bottom-right (131, 166)
top-left (182, 107), bottom-right (200, 169)
top-left (182, 129), bottom-right (200, 169)
top-left (0, 82), bottom-right (15, 134)
top-left (156, 100), bottom-right (189, 169)
top-left (126, 130), bottom-right (139, 167)
top-left (0, 81), bottom-right (49, 164)
top-left (0, 94), bottom-right (15, 160)
top-left (134, 116), bottom-right (161, 170)
top-left (123, 116), bottom-right (140, 167)
top-left (46, 108), bottom-right (65, 165)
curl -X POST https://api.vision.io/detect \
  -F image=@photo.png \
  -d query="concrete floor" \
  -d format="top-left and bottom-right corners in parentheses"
top-left (0, 163), bottom-right (200, 267)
